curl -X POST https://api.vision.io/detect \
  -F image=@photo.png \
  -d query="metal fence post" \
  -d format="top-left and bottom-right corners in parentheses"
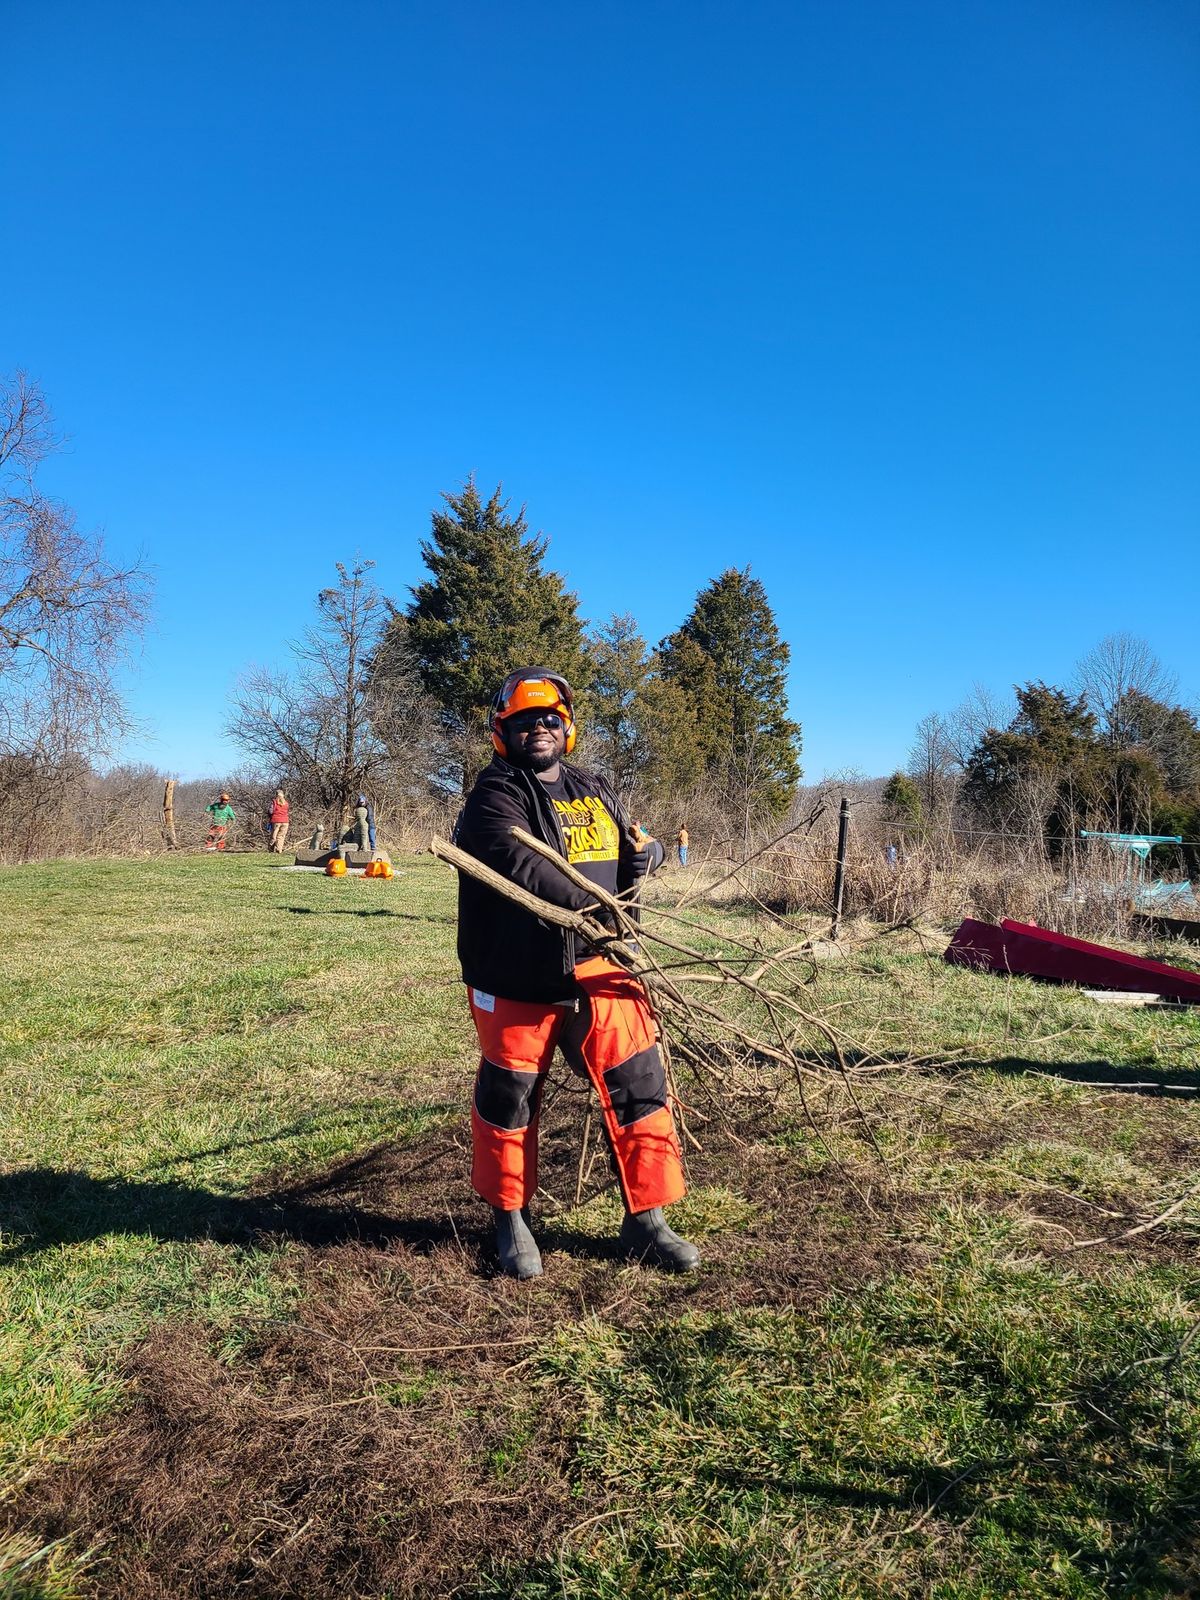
top-left (831, 796), bottom-right (850, 939)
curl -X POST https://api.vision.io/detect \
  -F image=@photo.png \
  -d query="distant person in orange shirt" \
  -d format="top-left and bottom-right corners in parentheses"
top-left (677, 824), bottom-right (689, 867)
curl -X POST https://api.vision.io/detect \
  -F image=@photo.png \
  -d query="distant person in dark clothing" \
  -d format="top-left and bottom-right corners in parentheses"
top-left (342, 799), bottom-right (369, 853)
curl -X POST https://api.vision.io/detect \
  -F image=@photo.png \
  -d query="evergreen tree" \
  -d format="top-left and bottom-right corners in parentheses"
top-left (659, 569), bottom-right (801, 821)
top-left (961, 683), bottom-right (1102, 843)
top-left (390, 479), bottom-right (587, 785)
top-left (586, 614), bottom-right (648, 797)
top-left (960, 679), bottom-right (1200, 848)
top-left (1112, 690), bottom-right (1200, 793)
top-left (585, 613), bottom-right (700, 805)
top-left (882, 771), bottom-right (922, 830)
top-left (634, 671), bottom-right (702, 810)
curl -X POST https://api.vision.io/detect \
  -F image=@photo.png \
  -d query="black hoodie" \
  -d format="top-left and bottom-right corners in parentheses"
top-left (452, 755), bottom-right (663, 1003)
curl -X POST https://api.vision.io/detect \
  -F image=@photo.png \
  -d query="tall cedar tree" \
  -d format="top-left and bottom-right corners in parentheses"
top-left (587, 614), bottom-right (648, 798)
top-left (659, 569), bottom-right (802, 820)
top-left (882, 771), bottom-right (923, 830)
top-left (587, 613), bottom-right (699, 806)
top-left (395, 480), bottom-right (587, 785)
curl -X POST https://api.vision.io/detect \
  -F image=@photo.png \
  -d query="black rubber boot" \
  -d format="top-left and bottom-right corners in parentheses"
top-left (492, 1206), bottom-right (543, 1280)
top-left (618, 1207), bottom-right (700, 1272)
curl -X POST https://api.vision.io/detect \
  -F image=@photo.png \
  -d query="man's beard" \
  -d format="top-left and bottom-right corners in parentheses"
top-left (507, 738), bottom-right (560, 773)
top-left (526, 744), bottom-right (559, 773)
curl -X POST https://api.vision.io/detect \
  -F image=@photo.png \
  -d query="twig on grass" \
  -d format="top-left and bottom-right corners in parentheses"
top-left (352, 1335), bottom-right (542, 1356)
top-left (574, 1106), bottom-right (594, 1207)
top-left (1059, 1169), bottom-right (1200, 1251)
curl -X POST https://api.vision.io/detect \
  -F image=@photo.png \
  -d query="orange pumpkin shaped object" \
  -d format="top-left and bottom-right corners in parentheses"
top-left (326, 856), bottom-right (347, 877)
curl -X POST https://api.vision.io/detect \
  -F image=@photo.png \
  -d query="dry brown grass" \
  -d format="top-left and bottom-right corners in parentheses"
top-left (737, 831), bottom-right (1146, 944)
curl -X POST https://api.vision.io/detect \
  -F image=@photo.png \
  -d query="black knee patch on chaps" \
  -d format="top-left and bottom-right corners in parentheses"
top-left (602, 1044), bottom-right (668, 1128)
top-left (474, 1059), bottom-right (543, 1130)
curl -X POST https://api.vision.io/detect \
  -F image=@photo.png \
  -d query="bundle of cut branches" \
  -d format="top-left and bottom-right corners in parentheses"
top-left (430, 828), bottom-right (904, 1189)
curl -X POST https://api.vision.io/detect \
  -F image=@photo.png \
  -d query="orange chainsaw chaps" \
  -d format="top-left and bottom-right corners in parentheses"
top-left (471, 1103), bottom-right (538, 1211)
top-left (466, 958), bottom-right (685, 1215)
top-left (606, 1104), bottom-right (685, 1212)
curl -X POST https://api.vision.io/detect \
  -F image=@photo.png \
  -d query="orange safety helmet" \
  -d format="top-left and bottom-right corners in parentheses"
top-left (489, 668), bottom-right (577, 757)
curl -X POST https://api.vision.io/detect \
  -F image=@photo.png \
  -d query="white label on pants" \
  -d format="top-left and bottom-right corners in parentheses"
top-left (472, 988), bottom-right (495, 1013)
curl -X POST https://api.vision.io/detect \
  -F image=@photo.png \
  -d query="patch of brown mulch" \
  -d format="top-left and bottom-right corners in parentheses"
top-left (8, 1243), bottom-right (578, 1600)
top-left (941, 1086), bottom-right (1200, 1175)
top-left (987, 1185), bottom-right (1200, 1270)
top-left (4, 1086), bottom-right (925, 1600)
top-left (1136, 1123), bottom-right (1200, 1175)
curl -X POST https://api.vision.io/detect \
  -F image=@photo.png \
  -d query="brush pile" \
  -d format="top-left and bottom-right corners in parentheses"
top-left (430, 827), bottom-right (917, 1198)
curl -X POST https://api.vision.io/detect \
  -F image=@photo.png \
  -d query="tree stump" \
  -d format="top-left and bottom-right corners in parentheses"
top-left (162, 779), bottom-right (178, 850)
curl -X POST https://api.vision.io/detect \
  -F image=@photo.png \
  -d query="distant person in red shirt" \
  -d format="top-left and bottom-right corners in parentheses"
top-left (268, 791), bottom-right (290, 853)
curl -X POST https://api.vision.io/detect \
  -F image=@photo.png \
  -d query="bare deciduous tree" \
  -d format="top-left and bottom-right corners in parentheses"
top-left (1, 373), bottom-right (150, 758)
top-left (227, 561), bottom-right (444, 832)
top-left (906, 712), bottom-right (956, 819)
top-left (1075, 633), bottom-right (1177, 748)
top-left (943, 683), bottom-right (1014, 771)
top-left (0, 373), bottom-right (151, 858)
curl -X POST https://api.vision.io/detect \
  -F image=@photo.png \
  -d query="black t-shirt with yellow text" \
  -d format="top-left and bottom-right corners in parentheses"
top-left (539, 770), bottom-right (623, 900)
top-left (454, 755), bottom-right (664, 1001)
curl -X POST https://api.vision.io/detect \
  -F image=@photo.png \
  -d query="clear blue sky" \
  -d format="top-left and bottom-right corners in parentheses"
top-left (5, 1), bottom-right (1198, 781)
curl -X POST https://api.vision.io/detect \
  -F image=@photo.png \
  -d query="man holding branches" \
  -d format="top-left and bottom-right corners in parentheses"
top-left (452, 668), bottom-right (699, 1280)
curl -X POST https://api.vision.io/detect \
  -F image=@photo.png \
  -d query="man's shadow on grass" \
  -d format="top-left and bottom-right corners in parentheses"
top-left (0, 1148), bottom-right (618, 1270)
top-left (0, 1164), bottom-right (456, 1260)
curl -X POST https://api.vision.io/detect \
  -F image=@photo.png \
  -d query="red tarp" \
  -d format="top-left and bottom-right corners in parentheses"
top-left (944, 917), bottom-right (1200, 1005)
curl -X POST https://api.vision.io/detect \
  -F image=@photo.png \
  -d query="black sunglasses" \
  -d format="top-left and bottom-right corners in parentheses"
top-left (505, 710), bottom-right (565, 734)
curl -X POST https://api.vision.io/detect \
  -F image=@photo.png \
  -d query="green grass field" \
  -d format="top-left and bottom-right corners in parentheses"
top-left (1, 854), bottom-right (1198, 1598)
